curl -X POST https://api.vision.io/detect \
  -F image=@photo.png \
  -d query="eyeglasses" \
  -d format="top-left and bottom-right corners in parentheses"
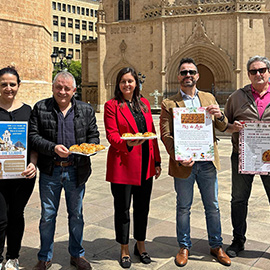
top-left (179, 70), bottom-right (197, 76)
top-left (248, 67), bottom-right (268, 75)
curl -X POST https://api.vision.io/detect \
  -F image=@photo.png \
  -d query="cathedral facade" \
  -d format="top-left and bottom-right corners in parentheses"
top-left (82, 0), bottom-right (270, 112)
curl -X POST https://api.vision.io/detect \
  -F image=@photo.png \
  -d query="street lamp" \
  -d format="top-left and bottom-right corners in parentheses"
top-left (50, 50), bottom-right (73, 71)
top-left (138, 72), bottom-right (146, 91)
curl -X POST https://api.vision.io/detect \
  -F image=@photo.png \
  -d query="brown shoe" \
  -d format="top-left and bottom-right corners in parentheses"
top-left (210, 247), bottom-right (231, 266)
top-left (32, 260), bottom-right (52, 270)
top-left (70, 256), bottom-right (92, 270)
top-left (175, 247), bottom-right (189, 267)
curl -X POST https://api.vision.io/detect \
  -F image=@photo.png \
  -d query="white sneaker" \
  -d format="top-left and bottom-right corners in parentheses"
top-left (4, 259), bottom-right (19, 270)
top-left (0, 262), bottom-right (2, 270)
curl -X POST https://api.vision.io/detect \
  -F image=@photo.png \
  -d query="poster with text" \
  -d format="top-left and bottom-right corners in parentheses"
top-left (239, 121), bottom-right (270, 174)
top-left (173, 107), bottom-right (214, 161)
top-left (0, 122), bottom-right (28, 179)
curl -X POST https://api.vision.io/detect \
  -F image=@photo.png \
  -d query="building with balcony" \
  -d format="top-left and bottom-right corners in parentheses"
top-left (52, 0), bottom-right (99, 61)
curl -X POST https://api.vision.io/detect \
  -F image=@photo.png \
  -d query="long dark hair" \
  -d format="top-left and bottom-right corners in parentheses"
top-left (114, 67), bottom-right (148, 112)
top-left (0, 66), bottom-right (21, 84)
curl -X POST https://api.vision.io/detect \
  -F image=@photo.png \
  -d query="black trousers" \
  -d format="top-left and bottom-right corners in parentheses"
top-left (111, 177), bottom-right (153, 245)
top-left (0, 177), bottom-right (35, 262)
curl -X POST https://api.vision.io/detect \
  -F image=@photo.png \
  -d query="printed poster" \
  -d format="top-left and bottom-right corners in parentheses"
top-left (239, 121), bottom-right (270, 174)
top-left (0, 122), bottom-right (28, 179)
top-left (173, 107), bottom-right (214, 161)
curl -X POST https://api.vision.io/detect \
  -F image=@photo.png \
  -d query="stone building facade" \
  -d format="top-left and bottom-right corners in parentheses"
top-left (82, 0), bottom-right (270, 112)
top-left (0, 0), bottom-right (52, 107)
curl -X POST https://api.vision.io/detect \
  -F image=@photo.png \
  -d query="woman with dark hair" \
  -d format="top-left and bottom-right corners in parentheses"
top-left (0, 67), bottom-right (37, 270)
top-left (104, 67), bottom-right (161, 268)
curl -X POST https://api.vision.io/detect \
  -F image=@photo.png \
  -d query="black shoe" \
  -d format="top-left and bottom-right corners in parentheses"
top-left (119, 256), bottom-right (131, 268)
top-left (226, 239), bottom-right (245, 258)
top-left (134, 243), bottom-right (151, 264)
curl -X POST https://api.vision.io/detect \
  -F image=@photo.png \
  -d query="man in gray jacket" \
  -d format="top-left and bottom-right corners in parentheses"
top-left (225, 55), bottom-right (270, 257)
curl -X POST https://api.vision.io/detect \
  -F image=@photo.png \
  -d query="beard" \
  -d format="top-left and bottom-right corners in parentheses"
top-left (180, 77), bottom-right (197, 88)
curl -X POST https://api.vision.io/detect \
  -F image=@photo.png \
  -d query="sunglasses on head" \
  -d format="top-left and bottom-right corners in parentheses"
top-left (179, 70), bottom-right (197, 76)
top-left (248, 67), bottom-right (268, 75)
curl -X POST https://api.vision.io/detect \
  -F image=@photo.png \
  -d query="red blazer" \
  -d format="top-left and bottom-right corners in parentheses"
top-left (104, 97), bottom-right (161, 185)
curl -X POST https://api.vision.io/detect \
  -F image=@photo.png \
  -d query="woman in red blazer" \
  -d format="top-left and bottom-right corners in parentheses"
top-left (104, 67), bottom-right (161, 268)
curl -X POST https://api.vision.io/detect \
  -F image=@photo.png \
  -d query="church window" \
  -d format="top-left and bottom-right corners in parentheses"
top-left (249, 19), bottom-right (253, 29)
top-left (118, 0), bottom-right (130, 21)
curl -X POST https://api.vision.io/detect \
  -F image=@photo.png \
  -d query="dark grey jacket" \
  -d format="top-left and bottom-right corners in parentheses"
top-left (29, 96), bottom-right (100, 186)
top-left (225, 84), bottom-right (270, 153)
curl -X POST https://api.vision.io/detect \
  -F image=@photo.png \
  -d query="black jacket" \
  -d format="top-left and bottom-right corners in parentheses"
top-left (29, 96), bottom-right (100, 186)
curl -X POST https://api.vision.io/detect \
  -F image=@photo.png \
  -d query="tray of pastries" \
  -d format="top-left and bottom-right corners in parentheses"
top-left (120, 132), bottom-right (157, 140)
top-left (69, 143), bottom-right (107, 156)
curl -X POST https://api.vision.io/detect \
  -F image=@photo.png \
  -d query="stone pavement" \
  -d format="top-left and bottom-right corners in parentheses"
top-left (7, 113), bottom-right (270, 269)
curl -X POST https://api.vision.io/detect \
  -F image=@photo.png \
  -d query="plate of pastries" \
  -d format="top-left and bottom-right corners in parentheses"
top-left (121, 132), bottom-right (157, 140)
top-left (69, 143), bottom-right (106, 156)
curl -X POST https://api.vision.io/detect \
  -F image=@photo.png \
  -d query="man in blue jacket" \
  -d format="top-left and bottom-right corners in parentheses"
top-left (29, 71), bottom-right (99, 270)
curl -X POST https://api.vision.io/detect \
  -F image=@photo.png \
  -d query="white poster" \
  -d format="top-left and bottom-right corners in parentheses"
top-left (239, 121), bottom-right (270, 174)
top-left (173, 107), bottom-right (214, 161)
top-left (0, 121), bottom-right (28, 179)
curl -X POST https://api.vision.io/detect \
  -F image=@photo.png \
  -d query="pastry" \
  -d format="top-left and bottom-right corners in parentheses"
top-left (122, 133), bottom-right (135, 137)
top-left (143, 132), bottom-right (156, 137)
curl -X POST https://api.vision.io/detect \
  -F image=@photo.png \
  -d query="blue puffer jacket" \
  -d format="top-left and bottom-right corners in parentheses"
top-left (29, 96), bottom-right (100, 186)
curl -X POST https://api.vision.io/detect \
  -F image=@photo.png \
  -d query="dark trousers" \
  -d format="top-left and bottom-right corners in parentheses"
top-left (231, 153), bottom-right (270, 242)
top-left (111, 177), bottom-right (153, 245)
top-left (0, 178), bottom-right (35, 262)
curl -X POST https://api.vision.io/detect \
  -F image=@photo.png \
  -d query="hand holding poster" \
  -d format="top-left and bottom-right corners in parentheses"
top-left (239, 121), bottom-right (270, 174)
top-left (173, 107), bottom-right (214, 161)
top-left (0, 121), bottom-right (27, 179)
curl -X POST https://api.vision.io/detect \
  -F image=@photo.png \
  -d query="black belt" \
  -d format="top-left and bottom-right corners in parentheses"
top-left (54, 161), bottom-right (73, 167)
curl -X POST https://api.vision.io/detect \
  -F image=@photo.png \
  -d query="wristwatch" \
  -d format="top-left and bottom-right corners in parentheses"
top-left (217, 113), bottom-right (225, 121)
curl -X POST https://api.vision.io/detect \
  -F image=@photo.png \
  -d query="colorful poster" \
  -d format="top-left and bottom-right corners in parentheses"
top-left (173, 107), bottom-right (214, 161)
top-left (0, 122), bottom-right (28, 179)
top-left (239, 121), bottom-right (270, 174)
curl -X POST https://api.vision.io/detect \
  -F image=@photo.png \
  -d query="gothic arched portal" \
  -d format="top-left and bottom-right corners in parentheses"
top-left (165, 44), bottom-right (235, 104)
top-left (197, 64), bottom-right (214, 94)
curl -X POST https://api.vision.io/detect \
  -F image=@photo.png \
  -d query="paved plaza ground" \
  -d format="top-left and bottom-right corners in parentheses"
top-left (5, 113), bottom-right (270, 269)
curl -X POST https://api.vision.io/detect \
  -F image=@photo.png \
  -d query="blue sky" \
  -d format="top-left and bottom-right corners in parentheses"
top-left (0, 122), bottom-right (27, 147)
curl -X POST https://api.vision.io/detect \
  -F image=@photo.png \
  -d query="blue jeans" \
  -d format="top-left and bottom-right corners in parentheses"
top-left (231, 153), bottom-right (270, 242)
top-left (38, 166), bottom-right (85, 261)
top-left (174, 161), bottom-right (223, 249)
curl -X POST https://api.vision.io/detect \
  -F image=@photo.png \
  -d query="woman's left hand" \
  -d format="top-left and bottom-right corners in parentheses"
top-left (126, 139), bottom-right (146, 147)
top-left (155, 166), bottom-right (162, 179)
top-left (21, 162), bottom-right (37, 179)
